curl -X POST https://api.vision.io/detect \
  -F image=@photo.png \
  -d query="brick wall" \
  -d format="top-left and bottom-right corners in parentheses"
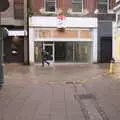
top-left (32, 0), bottom-right (116, 15)
top-left (84, 0), bottom-right (97, 14)
top-left (33, 0), bottom-right (43, 13)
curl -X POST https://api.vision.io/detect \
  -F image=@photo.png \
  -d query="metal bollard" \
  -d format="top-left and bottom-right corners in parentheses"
top-left (0, 0), bottom-right (9, 89)
top-left (109, 58), bottom-right (115, 73)
top-left (0, 27), bottom-right (8, 89)
top-left (0, 64), bottom-right (4, 88)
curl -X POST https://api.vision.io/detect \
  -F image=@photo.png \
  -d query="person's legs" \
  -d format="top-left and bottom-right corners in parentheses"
top-left (44, 60), bottom-right (50, 66)
top-left (42, 59), bottom-right (44, 67)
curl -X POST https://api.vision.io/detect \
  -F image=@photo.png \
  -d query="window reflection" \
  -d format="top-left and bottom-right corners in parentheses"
top-left (34, 41), bottom-right (92, 63)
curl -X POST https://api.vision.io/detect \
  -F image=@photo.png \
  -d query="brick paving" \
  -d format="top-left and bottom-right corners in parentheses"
top-left (0, 63), bottom-right (120, 120)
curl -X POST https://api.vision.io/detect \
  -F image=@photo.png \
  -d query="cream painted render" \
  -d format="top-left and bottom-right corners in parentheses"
top-left (113, 4), bottom-right (120, 62)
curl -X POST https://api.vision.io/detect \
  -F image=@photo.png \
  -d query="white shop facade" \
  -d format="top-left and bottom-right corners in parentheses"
top-left (29, 16), bottom-right (98, 65)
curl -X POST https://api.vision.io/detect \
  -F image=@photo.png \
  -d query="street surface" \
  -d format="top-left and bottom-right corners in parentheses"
top-left (0, 63), bottom-right (120, 120)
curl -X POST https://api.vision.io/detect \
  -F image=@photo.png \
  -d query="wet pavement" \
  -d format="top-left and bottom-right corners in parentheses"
top-left (0, 63), bottom-right (120, 120)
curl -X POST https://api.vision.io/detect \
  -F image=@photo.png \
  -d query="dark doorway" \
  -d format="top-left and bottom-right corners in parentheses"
top-left (4, 36), bottom-right (24, 63)
top-left (55, 42), bottom-right (66, 62)
top-left (100, 37), bottom-right (112, 63)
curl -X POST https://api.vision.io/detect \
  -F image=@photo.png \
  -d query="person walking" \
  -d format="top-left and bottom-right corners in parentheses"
top-left (41, 49), bottom-right (50, 67)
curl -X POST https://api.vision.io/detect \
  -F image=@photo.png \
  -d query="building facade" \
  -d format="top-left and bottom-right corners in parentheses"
top-left (29, 0), bottom-right (116, 65)
top-left (1, 0), bottom-right (26, 64)
top-left (97, 0), bottom-right (116, 63)
top-left (29, 17), bottom-right (97, 64)
top-left (113, 0), bottom-right (120, 62)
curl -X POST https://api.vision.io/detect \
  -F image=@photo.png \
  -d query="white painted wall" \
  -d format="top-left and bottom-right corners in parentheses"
top-left (35, 38), bottom-right (92, 42)
top-left (92, 28), bottom-right (98, 63)
top-left (113, 22), bottom-right (120, 62)
top-left (112, 22), bottom-right (117, 59)
top-left (29, 28), bottom-right (35, 64)
top-left (29, 16), bottom-right (98, 28)
top-left (8, 30), bottom-right (25, 36)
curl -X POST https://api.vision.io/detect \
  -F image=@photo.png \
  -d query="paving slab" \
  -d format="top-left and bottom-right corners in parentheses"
top-left (0, 63), bottom-right (120, 120)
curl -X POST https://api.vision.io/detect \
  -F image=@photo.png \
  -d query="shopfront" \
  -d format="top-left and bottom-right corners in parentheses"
top-left (29, 16), bottom-right (98, 64)
top-left (34, 41), bottom-right (92, 63)
top-left (4, 30), bottom-right (24, 63)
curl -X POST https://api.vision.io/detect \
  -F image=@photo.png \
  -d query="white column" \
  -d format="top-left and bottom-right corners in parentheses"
top-left (92, 28), bottom-right (98, 63)
top-left (29, 28), bottom-right (34, 64)
top-left (112, 22), bottom-right (117, 60)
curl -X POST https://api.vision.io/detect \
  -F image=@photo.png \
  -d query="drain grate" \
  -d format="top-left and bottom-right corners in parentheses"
top-left (65, 81), bottom-right (81, 84)
top-left (65, 81), bottom-right (74, 84)
top-left (74, 93), bottom-right (109, 120)
top-left (75, 93), bottom-right (96, 100)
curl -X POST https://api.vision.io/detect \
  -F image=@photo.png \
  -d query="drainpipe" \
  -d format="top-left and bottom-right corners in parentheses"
top-left (0, 13), bottom-right (4, 88)
top-left (24, 0), bottom-right (29, 65)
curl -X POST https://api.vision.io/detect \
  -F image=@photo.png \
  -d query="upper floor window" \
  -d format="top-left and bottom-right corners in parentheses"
top-left (98, 0), bottom-right (115, 13)
top-left (98, 0), bottom-right (108, 13)
top-left (117, 14), bottom-right (120, 24)
top-left (14, 0), bottom-right (24, 19)
top-left (45, 0), bottom-right (56, 12)
top-left (72, 0), bottom-right (83, 13)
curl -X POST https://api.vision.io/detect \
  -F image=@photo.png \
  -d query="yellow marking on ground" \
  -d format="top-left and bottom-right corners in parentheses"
top-left (4, 71), bottom-right (113, 85)
top-left (5, 73), bottom-right (23, 78)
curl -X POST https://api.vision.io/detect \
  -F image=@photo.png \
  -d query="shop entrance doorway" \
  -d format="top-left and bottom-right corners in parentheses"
top-left (100, 37), bottom-right (112, 63)
top-left (43, 43), bottom-right (54, 64)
